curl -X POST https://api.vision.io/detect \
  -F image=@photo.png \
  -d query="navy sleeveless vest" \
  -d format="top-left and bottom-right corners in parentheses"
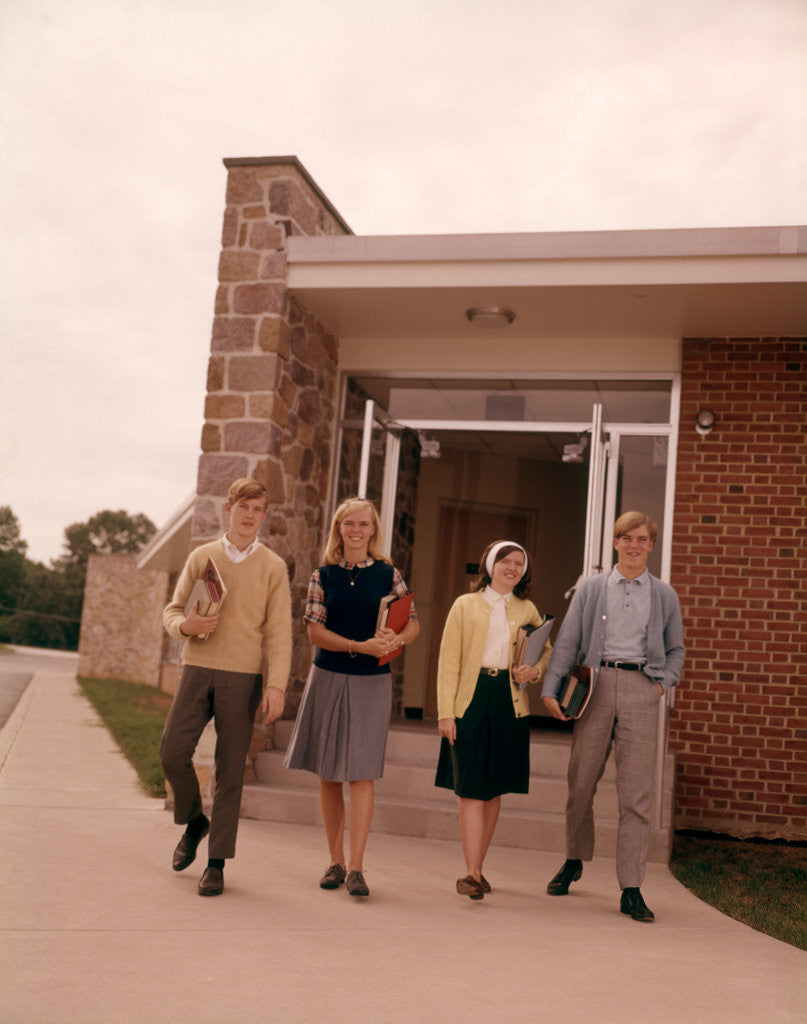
top-left (314, 561), bottom-right (395, 676)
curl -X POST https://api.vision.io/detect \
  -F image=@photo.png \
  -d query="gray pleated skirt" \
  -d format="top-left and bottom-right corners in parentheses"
top-left (283, 665), bottom-right (393, 781)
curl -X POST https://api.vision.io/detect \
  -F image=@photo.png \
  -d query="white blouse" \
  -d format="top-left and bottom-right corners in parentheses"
top-left (480, 586), bottom-right (513, 669)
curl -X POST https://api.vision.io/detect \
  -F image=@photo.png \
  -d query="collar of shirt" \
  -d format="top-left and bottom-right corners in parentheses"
top-left (338, 557), bottom-right (374, 570)
top-left (609, 566), bottom-right (650, 586)
top-left (222, 533), bottom-right (260, 564)
top-left (483, 585), bottom-right (512, 606)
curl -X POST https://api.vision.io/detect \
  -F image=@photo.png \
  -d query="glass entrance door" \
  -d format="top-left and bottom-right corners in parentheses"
top-left (357, 400), bottom-right (401, 559)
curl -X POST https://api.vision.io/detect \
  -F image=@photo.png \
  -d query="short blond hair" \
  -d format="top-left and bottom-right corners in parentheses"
top-left (614, 511), bottom-right (658, 542)
top-left (322, 497), bottom-right (391, 565)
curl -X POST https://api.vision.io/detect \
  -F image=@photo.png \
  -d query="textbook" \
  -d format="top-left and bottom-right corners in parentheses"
top-left (376, 591), bottom-right (414, 666)
top-left (183, 557), bottom-right (227, 638)
top-left (513, 615), bottom-right (554, 689)
top-left (558, 664), bottom-right (594, 719)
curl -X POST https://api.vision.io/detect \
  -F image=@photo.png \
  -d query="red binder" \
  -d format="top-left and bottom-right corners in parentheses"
top-left (376, 592), bottom-right (414, 666)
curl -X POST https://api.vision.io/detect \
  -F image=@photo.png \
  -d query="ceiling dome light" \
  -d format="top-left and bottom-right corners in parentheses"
top-left (465, 306), bottom-right (516, 328)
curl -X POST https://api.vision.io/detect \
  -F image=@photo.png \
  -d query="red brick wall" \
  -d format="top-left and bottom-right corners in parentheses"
top-left (669, 337), bottom-right (807, 839)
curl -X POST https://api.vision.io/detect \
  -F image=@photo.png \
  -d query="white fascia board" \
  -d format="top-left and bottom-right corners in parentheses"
top-left (288, 226), bottom-right (807, 290)
top-left (288, 225), bottom-right (806, 262)
top-left (288, 254), bottom-right (807, 290)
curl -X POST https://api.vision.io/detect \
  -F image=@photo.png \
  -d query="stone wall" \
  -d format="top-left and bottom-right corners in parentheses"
top-left (194, 157), bottom-right (350, 728)
top-left (78, 554), bottom-right (168, 685)
top-left (670, 336), bottom-right (807, 840)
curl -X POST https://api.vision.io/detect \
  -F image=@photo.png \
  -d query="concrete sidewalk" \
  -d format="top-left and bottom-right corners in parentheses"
top-left (1, 670), bottom-right (805, 1024)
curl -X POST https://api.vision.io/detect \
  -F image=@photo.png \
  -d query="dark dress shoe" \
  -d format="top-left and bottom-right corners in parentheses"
top-left (319, 863), bottom-right (347, 889)
top-left (620, 887), bottom-right (654, 922)
top-left (547, 859), bottom-right (583, 895)
top-left (198, 866), bottom-right (224, 896)
top-left (172, 816), bottom-right (210, 871)
top-left (346, 870), bottom-right (369, 896)
top-left (456, 875), bottom-right (485, 900)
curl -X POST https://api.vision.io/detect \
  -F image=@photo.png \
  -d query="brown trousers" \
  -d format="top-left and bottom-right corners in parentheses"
top-left (159, 665), bottom-right (262, 860)
top-left (565, 666), bottom-right (660, 889)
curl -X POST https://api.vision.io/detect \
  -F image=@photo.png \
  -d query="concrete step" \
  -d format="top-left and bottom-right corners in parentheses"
top-left (240, 779), bottom-right (673, 862)
top-left (256, 748), bottom-right (635, 819)
top-left (242, 723), bottom-right (676, 862)
top-left (273, 721), bottom-right (613, 779)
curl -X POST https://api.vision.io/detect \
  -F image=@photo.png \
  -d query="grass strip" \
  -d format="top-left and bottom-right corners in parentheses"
top-left (78, 675), bottom-right (173, 797)
top-left (670, 831), bottom-right (807, 951)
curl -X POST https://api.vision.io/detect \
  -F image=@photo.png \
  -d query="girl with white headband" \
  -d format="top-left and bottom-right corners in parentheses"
top-left (434, 540), bottom-right (553, 900)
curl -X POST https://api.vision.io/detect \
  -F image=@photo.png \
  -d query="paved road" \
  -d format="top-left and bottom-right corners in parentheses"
top-left (0, 645), bottom-right (78, 729)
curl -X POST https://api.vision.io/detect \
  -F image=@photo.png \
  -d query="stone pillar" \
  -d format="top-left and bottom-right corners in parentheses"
top-left (194, 157), bottom-right (351, 726)
top-left (78, 554), bottom-right (168, 685)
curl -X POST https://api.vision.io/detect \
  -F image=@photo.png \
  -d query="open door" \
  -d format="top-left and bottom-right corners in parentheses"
top-left (566, 403), bottom-right (617, 597)
top-left (358, 400), bottom-right (401, 558)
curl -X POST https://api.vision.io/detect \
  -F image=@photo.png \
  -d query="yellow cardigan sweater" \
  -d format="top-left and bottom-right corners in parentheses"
top-left (163, 539), bottom-right (292, 693)
top-left (437, 591), bottom-right (553, 720)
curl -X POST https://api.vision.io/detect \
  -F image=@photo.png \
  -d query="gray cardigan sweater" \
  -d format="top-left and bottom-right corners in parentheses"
top-left (541, 571), bottom-right (685, 698)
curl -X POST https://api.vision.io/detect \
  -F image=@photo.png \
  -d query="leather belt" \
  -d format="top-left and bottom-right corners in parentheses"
top-left (480, 667), bottom-right (507, 676)
top-left (601, 660), bottom-right (645, 672)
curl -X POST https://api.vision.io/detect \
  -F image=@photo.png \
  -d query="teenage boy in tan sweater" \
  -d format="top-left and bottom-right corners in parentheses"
top-left (160, 478), bottom-right (292, 896)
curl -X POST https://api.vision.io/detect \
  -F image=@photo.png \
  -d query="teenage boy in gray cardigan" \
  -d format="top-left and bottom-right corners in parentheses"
top-left (542, 511), bottom-right (684, 922)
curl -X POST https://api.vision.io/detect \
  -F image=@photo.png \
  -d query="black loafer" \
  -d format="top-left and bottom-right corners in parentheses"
top-left (546, 859), bottom-right (583, 895)
top-left (620, 887), bottom-right (654, 922)
top-left (172, 815), bottom-right (210, 872)
top-left (198, 865), bottom-right (224, 896)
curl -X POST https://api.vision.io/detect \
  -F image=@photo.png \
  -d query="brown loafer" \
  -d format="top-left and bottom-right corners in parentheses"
top-left (346, 870), bottom-right (369, 896)
top-left (198, 865), bottom-right (224, 896)
top-left (172, 816), bottom-right (209, 872)
top-left (480, 875), bottom-right (491, 894)
top-left (319, 863), bottom-right (347, 889)
top-left (456, 875), bottom-right (485, 900)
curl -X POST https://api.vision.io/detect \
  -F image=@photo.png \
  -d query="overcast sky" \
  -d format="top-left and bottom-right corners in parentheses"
top-left (2, 0), bottom-right (805, 565)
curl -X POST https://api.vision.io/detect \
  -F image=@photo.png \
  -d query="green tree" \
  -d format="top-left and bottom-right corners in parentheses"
top-left (11, 561), bottom-right (81, 649)
top-left (3, 508), bottom-right (157, 651)
top-left (59, 510), bottom-right (157, 569)
top-left (0, 507), bottom-right (29, 640)
top-left (0, 505), bottom-right (28, 555)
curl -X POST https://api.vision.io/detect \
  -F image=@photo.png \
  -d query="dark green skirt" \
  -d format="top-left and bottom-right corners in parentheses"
top-left (435, 670), bottom-right (530, 801)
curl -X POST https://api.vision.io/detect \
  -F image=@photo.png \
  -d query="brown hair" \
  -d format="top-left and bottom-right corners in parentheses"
top-left (471, 540), bottom-right (532, 599)
top-left (226, 478), bottom-right (268, 508)
top-left (322, 497), bottom-right (391, 565)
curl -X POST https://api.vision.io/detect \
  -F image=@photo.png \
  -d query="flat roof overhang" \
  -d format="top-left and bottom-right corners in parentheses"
top-left (286, 226), bottom-right (807, 343)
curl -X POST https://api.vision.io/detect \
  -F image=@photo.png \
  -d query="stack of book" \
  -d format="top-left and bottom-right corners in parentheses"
top-left (513, 615), bottom-right (554, 689)
top-left (558, 665), bottom-right (594, 718)
top-left (183, 557), bottom-right (227, 639)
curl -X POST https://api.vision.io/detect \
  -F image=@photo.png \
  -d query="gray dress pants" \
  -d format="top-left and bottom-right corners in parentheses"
top-left (159, 665), bottom-right (262, 860)
top-left (565, 666), bottom-right (660, 888)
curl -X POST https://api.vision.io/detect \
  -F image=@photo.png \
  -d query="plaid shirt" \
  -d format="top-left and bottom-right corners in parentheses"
top-left (305, 558), bottom-right (414, 625)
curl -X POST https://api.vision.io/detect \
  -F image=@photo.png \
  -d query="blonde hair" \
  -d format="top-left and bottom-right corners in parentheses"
top-left (322, 497), bottom-right (390, 564)
top-left (614, 511), bottom-right (658, 542)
